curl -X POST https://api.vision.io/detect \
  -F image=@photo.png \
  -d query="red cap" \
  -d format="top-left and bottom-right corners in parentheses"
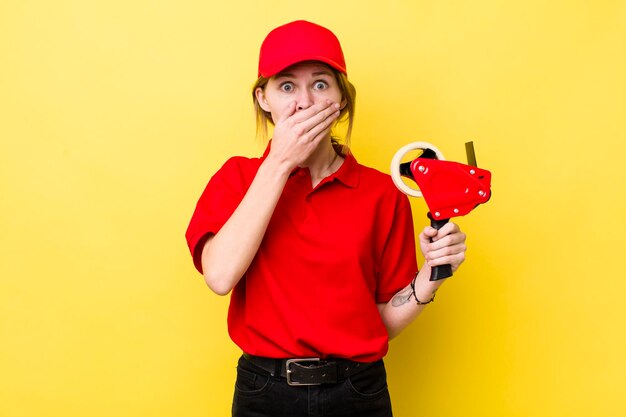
top-left (258, 20), bottom-right (347, 78)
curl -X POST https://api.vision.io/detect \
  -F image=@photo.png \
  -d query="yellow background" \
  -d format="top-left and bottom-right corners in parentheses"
top-left (1, 0), bottom-right (625, 416)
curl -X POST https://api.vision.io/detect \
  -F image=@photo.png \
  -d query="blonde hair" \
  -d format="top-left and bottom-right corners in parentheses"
top-left (251, 67), bottom-right (357, 150)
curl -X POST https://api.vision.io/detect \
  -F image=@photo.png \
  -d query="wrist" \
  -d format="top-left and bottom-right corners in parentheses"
top-left (260, 154), bottom-right (293, 179)
top-left (413, 266), bottom-right (444, 301)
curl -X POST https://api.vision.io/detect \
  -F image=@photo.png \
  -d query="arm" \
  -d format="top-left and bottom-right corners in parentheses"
top-left (201, 100), bottom-right (341, 295)
top-left (378, 221), bottom-right (467, 339)
top-left (200, 158), bottom-right (291, 295)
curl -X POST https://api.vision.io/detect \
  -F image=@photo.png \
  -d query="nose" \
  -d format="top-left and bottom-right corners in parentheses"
top-left (296, 89), bottom-right (314, 111)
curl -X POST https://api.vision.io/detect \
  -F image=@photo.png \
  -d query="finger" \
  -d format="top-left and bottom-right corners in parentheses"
top-left (296, 104), bottom-right (339, 136)
top-left (428, 231), bottom-right (467, 252)
top-left (425, 244), bottom-right (466, 273)
top-left (306, 125), bottom-right (334, 150)
top-left (427, 251), bottom-right (466, 272)
top-left (419, 226), bottom-right (438, 243)
top-left (425, 241), bottom-right (467, 261)
top-left (429, 222), bottom-right (463, 243)
top-left (281, 108), bottom-right (338, 147)
top-left (302, 106), bottom-right (341, 141)
top-left (276, 101), bottom-right (297, 124)
top-left (289, 100), bottom-right (336, 125)
top-left (431, 222), bottom-right (460, 240)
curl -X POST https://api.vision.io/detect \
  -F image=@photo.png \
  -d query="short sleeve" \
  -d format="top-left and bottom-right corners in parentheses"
top-left (375, 192), bottom-right (419, 303)
top-left (184, 157), bottom-right (257, 273)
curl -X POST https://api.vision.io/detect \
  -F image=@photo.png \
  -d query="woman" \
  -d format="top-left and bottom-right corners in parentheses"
top-left (186, 20), bottom-right (467, 417)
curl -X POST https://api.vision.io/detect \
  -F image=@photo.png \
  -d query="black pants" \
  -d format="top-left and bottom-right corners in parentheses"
top-left (232, 355), bottom-right (393, 417)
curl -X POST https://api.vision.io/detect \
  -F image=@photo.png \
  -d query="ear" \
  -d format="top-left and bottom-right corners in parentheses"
top-left (340, 97), bottom-right (348, 110)
top-left (255, 87), bottom-right (271, 112)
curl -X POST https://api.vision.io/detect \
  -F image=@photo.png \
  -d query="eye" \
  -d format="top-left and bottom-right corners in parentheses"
top-left (313, 80), bottom-right (328, 90)
top-left (279, 82), bottom-right (294, 92)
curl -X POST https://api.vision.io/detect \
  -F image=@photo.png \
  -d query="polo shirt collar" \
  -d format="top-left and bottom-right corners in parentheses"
top-left (332, 149), bottom-right (359, 188)
top-left (261, 141), bottom-right (360, 188)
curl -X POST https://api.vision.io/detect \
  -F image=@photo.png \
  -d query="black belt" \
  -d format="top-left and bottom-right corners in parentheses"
top-left (242, 353), bottom-right (377, 386)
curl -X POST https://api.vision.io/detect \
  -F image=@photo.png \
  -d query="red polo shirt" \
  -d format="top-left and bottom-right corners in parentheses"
top-left (185, 146), bottom-right (418, 362)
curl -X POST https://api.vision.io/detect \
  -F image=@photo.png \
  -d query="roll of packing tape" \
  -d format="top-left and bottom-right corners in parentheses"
top-left (390, 141), bottom-right (445, 197)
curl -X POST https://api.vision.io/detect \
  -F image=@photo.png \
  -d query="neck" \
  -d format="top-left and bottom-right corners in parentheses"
top-left (304, 141), bottom-right (344, 184)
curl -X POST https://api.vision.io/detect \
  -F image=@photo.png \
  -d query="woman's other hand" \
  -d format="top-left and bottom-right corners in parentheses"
top-left (419, 222), bottom-right (467, 272)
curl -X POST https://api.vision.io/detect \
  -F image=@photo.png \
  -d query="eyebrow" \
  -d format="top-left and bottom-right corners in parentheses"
top-left (312, 71), bottom-right (333, 77)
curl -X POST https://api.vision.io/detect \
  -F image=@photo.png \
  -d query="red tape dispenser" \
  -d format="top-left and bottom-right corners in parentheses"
top-left (391, 141), bottom-right (492, 281)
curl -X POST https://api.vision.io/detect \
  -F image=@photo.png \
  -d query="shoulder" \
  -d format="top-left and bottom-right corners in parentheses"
top-left (356, 162), bottom-right (391, 183)
top-left (219, 155), bottom-right (262, 173)
top-left (210, 155), bottom-right (262, 184)
top-left (341, 155), bottom-right (411, 217)
top-left (193, 155), bottom-right (263, 201)
top-left (354, 159), bottom-right (408, 203)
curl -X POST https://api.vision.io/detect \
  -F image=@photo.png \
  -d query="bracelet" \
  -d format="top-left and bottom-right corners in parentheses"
top-left (410, 275), bottom-right (436, 305)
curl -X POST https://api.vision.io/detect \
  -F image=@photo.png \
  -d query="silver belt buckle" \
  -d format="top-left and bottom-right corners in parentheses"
top-left (285, 358), bottom-right (321, 386)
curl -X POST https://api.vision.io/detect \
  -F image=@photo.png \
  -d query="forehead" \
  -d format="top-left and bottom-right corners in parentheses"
top-left (274, 61), bottom-right (334, 78)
